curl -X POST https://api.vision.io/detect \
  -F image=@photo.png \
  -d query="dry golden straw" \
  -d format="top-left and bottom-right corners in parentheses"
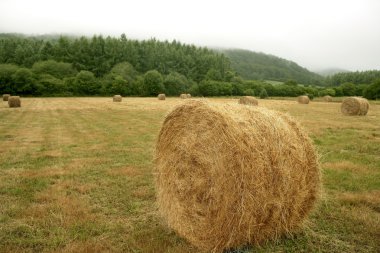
top-left (113, 95), bottom-right (122, 102)
top-left (8, 96), bottom-right (21, 107)
top-left (297, 95), bottom-right (310, 104)
top-left (323, 95), bottom-right (333, 102)
top-left (158, 94), bottom-right (166, 100)
top-left (155, 101), bottom-right (320, 253)
top-left (2, 94), bottom-right (10, 101)
top-left (180, 94), bottom-right (187, 99)
top-left (238, 96), bottom-right (258, 106)
top-left (186, 93), bottom-right (192, 98)
top-left (341, 97), bottom-right (369, 116)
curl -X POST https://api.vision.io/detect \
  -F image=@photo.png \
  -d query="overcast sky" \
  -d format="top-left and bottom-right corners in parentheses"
top-left (0, 0), bottom-right (379, 71)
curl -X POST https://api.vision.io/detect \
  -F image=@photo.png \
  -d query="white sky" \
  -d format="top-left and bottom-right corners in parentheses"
top-left (0, 0), bottom-right (379, 71)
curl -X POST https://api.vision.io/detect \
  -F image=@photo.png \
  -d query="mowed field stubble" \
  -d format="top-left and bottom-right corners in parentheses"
top-left (0, 97), bottom-right (379, 253)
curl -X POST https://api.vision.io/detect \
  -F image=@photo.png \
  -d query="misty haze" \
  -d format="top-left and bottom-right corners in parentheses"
top-left (0, 0), bottom-right (379, 253)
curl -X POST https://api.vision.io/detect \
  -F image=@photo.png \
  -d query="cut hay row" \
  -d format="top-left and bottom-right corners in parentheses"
top-left (238, 96), bottom-right (258, 106)
top-left (158, 94), bottom-right (166, 100)
top-left (155, 101), bottom-right (320, 252)
top-left (341, 97), bottom-right (369, 116)
top-left (8, 96), bottom-right (21, 107)
top-left (3, 94), bottom-right (10, 101)
top-left (113, 95), bottom-right (122, 102)
top-left (297, 95), bottom-right (310, 104)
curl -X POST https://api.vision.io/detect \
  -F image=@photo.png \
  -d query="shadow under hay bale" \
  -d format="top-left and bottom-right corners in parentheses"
top-left (297, 95), bottom-right (310, 104)
top-left (323, 95), bottom-right (333, 102)
top-left (238, 96), bottom-right (258, 106)
top-left (3, 94), bottom-right (10, 101)
top-left (113, 95), bottom-right (122, 102)
top-left (8, 96), bottom-right (21, 107)
top-left (155, 101), bottom-right (320, 253)
top-left (341, 97), bottom-right (369, 116)
top-left (158, 94), bottom-right (166, 100)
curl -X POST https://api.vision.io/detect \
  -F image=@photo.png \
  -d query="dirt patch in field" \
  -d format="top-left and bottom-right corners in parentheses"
top-left (107, 166), bottom-right (143, 177)
top-left (338, 191), bottom-right (380, 212)
top-left (66, 157), bottom-right (111, 169)
top-left (27, 179), bottom-right (96, 224)
top-left (52, 240), bottom-right (113, 253)
top-left (323, 161), bottom-right (371, 174)
top-left (132, 186), bottom-right (154, 199)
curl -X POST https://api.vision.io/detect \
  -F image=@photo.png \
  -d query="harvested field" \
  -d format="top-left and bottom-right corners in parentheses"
top-left (0, 97), bottom-right (379, 253)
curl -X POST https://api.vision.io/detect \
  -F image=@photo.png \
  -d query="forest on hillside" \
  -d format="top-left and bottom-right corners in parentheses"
top-left (0, 34), bottom-right (379, 99)
top-left (0, 34), bottom-right (231, 81)
top-left (222, 49), bottom-right (324, 85)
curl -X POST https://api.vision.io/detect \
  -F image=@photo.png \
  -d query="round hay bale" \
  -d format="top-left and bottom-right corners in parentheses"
top-left (180, 94), bottom-right (187, 99)
top-left (8, 96), bottom-right (21, 108)
top-left (341, 97), bottom-right (369, 116)
top-left (158, 94), bottom-right (166, 100)
top-left (113, 95), bottom-right (122, 102)
top-left (238, 96), bottom-right (258, 106)
top-left (323, 95), bottom-right (333, 102)
top-left (297, 95), bottom-right (310, 104)
top-left (155, 101), bottom-right (320, 252)
top-left (186, 93), bottom-right (192, 98)
top-left (3, 94), bottom-right (10, 101)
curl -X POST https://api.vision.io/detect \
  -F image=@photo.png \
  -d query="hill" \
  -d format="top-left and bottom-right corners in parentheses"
top-left (222, 49), bottom-right (324, 85)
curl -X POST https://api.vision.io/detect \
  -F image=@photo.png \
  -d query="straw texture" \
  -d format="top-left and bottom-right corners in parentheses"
top-left (341, 97), bottom-right (369, 116)
top-left (113, 95), bottom-right (122, 102)
top-left (8, 96), bottom-right (21, 107)
top-left (155, 101), bottom-right (320, 252)
top-left (158, 94), bottom-right (166, 100)
top-left (297, 96), bottom-right (310, 104)
top-left (238, 96), bottom-right (258, 106)
top-left (3, 94), bottom-right (10, 101)
top-left (323, 95), bottom-right (332, 102)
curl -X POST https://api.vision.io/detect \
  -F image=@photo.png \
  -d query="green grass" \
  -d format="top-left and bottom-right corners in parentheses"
top-left (0, 97), bottom-right (379, 252)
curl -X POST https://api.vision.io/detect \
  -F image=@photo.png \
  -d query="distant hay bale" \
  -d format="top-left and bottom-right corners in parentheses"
top-left (158, 94), bottom-right (166, 100)
top-left (186, 93), bottom-right (191, 98)
top-left (238, 96), bottom-right (258, 106)
top-left (323, 95), bottom-right (333, 102)
top-left (297, 95), bottom-right (310, 104)
top-left (341, 97), bottom-right (369, 116)
top-left (113, 95), bottom-right (122, 102)
top-left (8, 96), bottom-right (21, 108)
top-left (180, 94), bottom-right (187, 99)
top-left (3, 94), bottom-right (10, 101)
top-left (155, 101), bottom-right (320, 252)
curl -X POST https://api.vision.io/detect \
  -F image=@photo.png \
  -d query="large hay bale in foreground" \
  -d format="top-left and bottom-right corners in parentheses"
top-left (341, 97), bottom-right (369, 116)
top-left (323, 95), bottom-right (333, 102)
top-left (113, 95), bottom-right (122, 102)
top-left (180, 94), bottom-right (187, 99)
top-left (297, 95), bottom-right (310, 104)
top-left (8, 96), bottom-right (21, 107)
top-left (3, 94), bottom-right (10, 101)
top-left (238, 96), bottom-right (258, 106)
top-left (158, 94), bottom-right (166, 100)
top-left (155, 101), bottom-right (320, 252)
top-left (186, 93), bottom-right (191, 98)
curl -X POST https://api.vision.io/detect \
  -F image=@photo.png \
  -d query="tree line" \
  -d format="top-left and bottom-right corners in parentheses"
top-left (325, 70), bottom-right (380, 99)
top-left (326, 70), bottom-right (380, 86)
top-left (0, 34), bottom-right (379, 99)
